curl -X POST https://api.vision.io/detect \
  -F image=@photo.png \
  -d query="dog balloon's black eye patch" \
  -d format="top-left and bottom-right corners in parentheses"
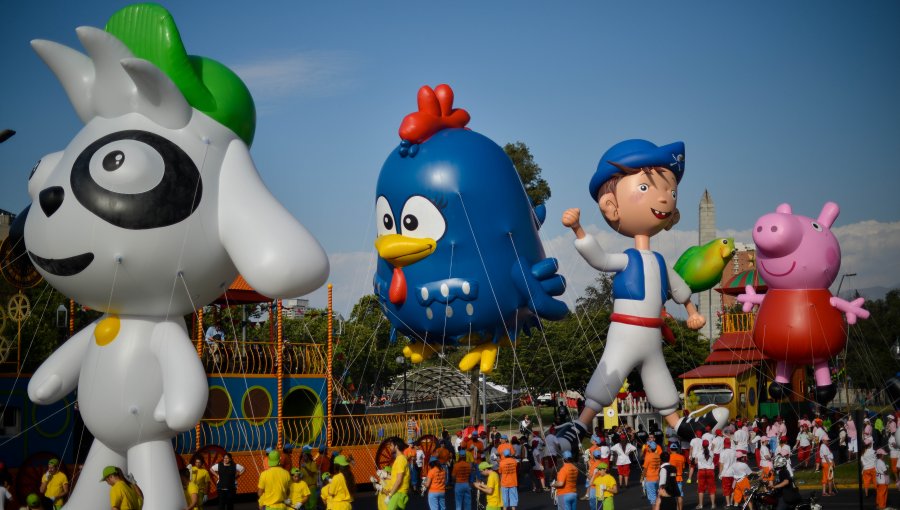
top-left (71, 130), bottom-right (202, 230)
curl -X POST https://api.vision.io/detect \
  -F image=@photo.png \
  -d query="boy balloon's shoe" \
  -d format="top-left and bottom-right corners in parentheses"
top-left (676, 404), bottom-right (729, 442)
top-left (814, 384), bottom-right (837, 407)
top-left (768, 381), bottom-right (789, 400)
top-left (553, 421), bottom-right (589, 453)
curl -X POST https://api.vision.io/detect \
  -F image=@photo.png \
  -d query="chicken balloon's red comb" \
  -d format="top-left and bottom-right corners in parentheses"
top-left (398, 84), bottom-right (470, 144)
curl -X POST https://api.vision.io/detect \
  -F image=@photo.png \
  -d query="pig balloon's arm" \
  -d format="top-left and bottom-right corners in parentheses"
top-left (736, 285), bottom-right (765, 312)
top-left (829, 296), bottom-right (870, 325)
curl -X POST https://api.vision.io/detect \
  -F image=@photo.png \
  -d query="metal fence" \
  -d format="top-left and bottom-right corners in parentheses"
top-left (200, 341), bottom-right (326, 375)
top-left (173, 412), bottom-right (440, 454)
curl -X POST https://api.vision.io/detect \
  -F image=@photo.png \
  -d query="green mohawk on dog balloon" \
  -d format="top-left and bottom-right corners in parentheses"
top-left (105, 3), bottom-right (256, 146)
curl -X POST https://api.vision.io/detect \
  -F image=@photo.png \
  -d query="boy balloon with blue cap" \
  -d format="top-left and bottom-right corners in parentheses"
top-left (557, 139), bottom-right (728, 454)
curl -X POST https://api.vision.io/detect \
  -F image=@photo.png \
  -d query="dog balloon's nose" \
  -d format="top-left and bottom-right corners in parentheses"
top-left (39, 186), bottom-right (64, 217)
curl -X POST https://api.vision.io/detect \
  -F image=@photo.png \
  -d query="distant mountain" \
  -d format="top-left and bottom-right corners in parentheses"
top-left (838, 284), bottom-right (899, 302)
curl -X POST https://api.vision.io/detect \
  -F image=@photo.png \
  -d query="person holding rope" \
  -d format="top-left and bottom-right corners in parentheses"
top-left (556, 140), bottom-right (727, 457)
top-left (591, 462), bottom-right (617, 510)
top-left (550, 451), bottom-right (579, 510)
top-left (257, 451), bottom-right (291, 510)
top-left (876, 448), bottom-right (890, 509)
top-left (323, 455), bottom-right (354, 510)
top-left (641, 438), bottom-right (662, 507)
top-left (819, 437), bottom-right (836, 496)
top-left (101, 466), bottom-right (141, 510)
top-left (610, 434), bottom-right (636, 489)
top-left (473, 461), bottom-right (502, 510)
top-left (287, 468), bottom-right (311, 510)
top-left (423, 456), bottom-right (447, 510)
top-left (695, 439), bottom-right (716, 509)
top-left (383, 439), bottom-right (411, 510)
top-left (40, 458), bottom-right (68, 509)
top-left (180, 467), bottom-right (201, 510)
top-left (451, 451), bottom-right (473, 510)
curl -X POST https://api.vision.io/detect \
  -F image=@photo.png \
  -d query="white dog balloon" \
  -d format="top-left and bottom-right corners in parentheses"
top-left (24, 5), bottom-right (328, 509)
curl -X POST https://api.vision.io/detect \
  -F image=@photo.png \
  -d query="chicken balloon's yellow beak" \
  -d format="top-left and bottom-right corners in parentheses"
top-left (374, 234), bottom-right (436, 268)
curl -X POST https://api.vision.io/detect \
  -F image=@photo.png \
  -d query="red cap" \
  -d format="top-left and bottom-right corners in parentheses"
top-left (715, 430), bottom-right (723, 436)
top-left (780, 435), bottom-right (788, 442)
top-left (702, 440), bottom-right (709, 446)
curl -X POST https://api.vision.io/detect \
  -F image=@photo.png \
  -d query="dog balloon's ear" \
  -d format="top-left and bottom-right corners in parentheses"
top-left (218, 139), bottom-right (329, 298)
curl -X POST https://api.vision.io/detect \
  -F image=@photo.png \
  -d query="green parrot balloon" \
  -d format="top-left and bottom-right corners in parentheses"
top-left (673, 238), bottom-right (735, 293)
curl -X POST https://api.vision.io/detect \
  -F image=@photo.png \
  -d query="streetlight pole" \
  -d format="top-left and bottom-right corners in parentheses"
top-left (481, 373), bottom-right (488, 435)
top-left (396, 356), bottom-right (408, 414)
top-left (836, 272), bottom-right (857, 410)
top-left (836, 272), bottom-right (857, 299)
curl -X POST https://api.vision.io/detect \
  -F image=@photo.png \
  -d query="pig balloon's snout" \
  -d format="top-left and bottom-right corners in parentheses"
top-left (753, 214), bottom-right (802, 257)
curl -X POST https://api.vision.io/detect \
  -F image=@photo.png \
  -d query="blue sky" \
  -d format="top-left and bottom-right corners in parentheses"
top-left (3, 1), bottom-right (900, 315)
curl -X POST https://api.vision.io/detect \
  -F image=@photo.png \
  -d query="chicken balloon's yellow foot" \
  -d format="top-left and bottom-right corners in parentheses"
top-left (402, 343), bottom-right (440, 364)
top-left (458, 342), bottom-right (499, 373)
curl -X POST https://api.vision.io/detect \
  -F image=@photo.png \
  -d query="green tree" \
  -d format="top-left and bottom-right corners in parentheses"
top-left (575, 274), bottom-right (614, 313)
top-left (843, 289), bottom-right (900, 392)
top-left (504, 141), bottom-right (551, 206)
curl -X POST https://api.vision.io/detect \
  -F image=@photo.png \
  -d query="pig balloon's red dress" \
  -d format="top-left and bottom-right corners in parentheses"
top-left (752, 289), bottom-right (846, 364)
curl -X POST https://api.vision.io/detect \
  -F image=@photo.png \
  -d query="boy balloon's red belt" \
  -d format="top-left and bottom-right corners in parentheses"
top-left (610, 313), bottom-right (676, 345)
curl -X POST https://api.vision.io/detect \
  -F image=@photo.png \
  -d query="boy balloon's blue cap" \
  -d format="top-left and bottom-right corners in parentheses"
top-left (562, 450), bottom-right (573, 459)
top-left (589, 139), bottom-right (685, 200)
top-left (592, 449), bottom-right (602, 458)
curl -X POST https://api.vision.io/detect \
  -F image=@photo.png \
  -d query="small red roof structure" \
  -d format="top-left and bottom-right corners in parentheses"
top-left (681, 328), bottom-right (768, 378)
top-left (212, 275), bottom-right (273, 305)
top-left (679, 363), bottom-right (755, 379)
top-left (717, 269), bottom-right (767, 296)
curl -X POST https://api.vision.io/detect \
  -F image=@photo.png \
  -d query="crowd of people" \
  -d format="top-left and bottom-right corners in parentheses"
top-left (10, 443), bottom-right (348, 510)
top-left (12, 408), bottom-right (898, 510)
top-left (377, 409), bottom-right (900, 510)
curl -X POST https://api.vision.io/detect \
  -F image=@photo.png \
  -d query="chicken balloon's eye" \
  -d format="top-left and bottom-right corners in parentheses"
top-left (399, 195), bottom-right (445, 241)
top-left (375, 196), bottom-right (395, 236)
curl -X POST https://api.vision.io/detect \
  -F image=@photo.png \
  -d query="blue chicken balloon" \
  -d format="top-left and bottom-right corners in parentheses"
top-left (373, 84), bottom-right (568, 373)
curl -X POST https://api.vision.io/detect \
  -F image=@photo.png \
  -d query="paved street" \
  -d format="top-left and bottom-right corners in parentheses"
top-left (228, 480), bottom-right (898, 509)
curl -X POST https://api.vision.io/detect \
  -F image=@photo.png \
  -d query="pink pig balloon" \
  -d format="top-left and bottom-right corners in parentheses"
top-left (737, 202), bottom-right (869, 405)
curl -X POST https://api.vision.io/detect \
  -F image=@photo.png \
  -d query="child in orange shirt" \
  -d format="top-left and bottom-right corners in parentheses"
top-left (423, 457), bottom-right (446, 510)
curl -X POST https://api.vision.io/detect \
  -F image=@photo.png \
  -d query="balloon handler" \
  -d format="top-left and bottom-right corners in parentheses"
top-left (554, 139), bottom-right (728, 454)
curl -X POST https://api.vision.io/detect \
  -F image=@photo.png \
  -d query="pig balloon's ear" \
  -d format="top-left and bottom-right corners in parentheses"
top-left (775, 203), bottom-right (792, 214)
top-left (817, 202), bottom-right (839, 228)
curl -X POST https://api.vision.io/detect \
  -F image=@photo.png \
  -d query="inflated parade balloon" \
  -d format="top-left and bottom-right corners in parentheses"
top-left (373, 85), bottom-right (568, 373)
top-left (737, 202), bottom-right (868, 405)
top-left (673, 237), bottom-right (735, 293)
top-left (22, 4), bottom-right (328, 509)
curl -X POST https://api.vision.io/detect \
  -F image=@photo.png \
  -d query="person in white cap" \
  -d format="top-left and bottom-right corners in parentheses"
top-left (862, 439), bottom-right (877, 497)
top-left (875, 449), bottom-right (889, 509)
top-left (819, 438), bottom-right (836, 496)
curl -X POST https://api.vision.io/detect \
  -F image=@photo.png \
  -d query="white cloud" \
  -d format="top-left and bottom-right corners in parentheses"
top-left (305, 220), bottom-right (900, 317)
top-left (303, 250), bottom-right (378, 318)
top-left (233, 50), bottom-right (360, 100)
